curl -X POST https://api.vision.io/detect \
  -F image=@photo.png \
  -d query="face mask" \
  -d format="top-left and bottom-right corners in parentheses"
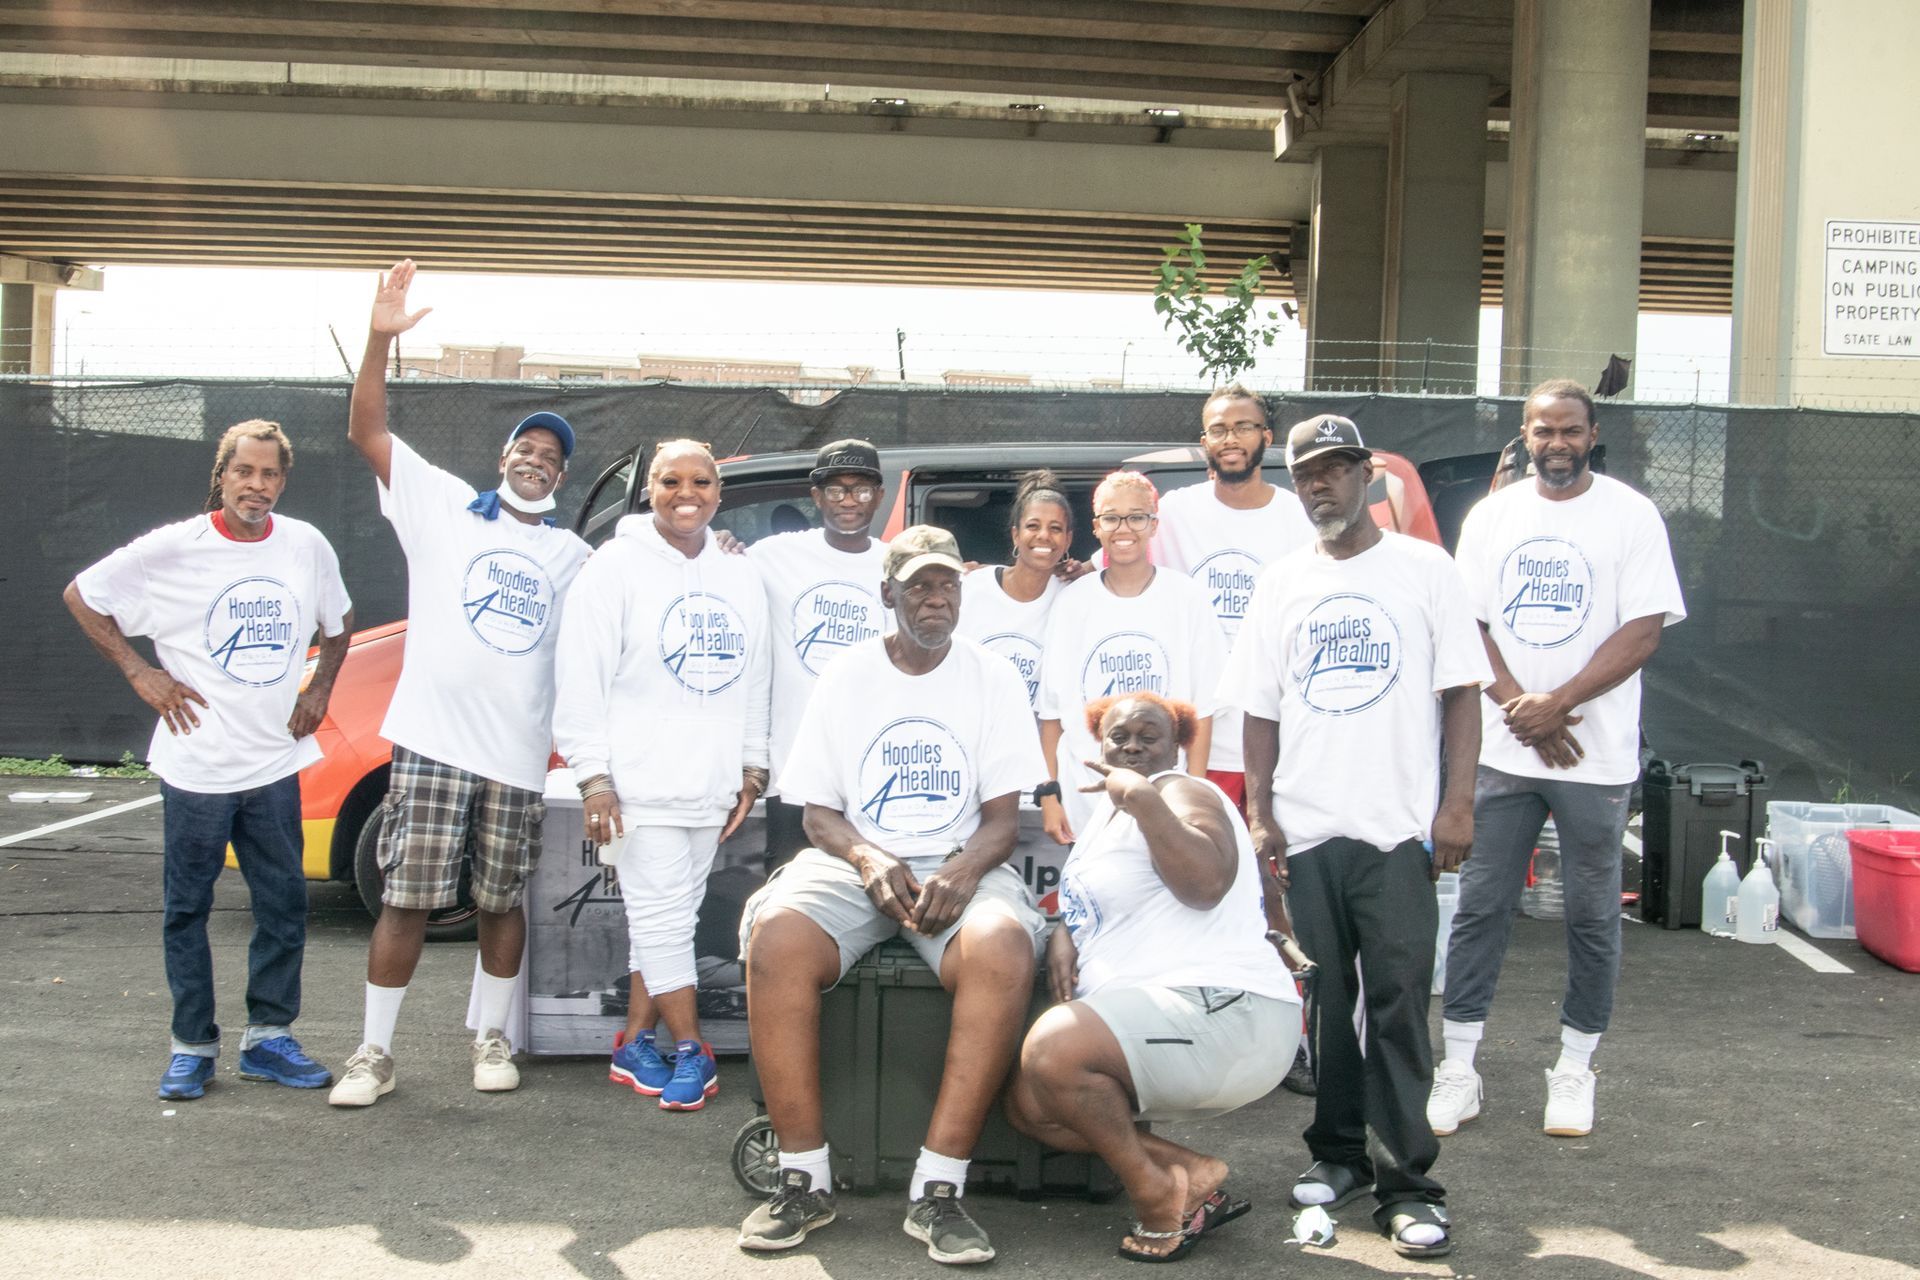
top-left (497, 485), bottom-right (557, 515)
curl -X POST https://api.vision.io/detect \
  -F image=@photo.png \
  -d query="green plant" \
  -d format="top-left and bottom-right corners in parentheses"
top-left (1153, 223), bottom-right (1286, 382)
top-left (0, 751), bottom-right (153, 780)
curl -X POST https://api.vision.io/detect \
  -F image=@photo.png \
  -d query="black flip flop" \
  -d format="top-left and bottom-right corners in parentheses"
top-left (1189, 1190), bottom-right (1251, 1235)
top-left (1118, 1222), bottom-right (1199, 1263)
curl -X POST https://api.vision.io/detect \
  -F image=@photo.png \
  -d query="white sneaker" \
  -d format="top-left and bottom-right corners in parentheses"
top-left (472, 1030), bottom-right (520, 1093)
top-left (1426, 1059), bottom-right (1483, 1135)
top-left (1543, 1066), bottom-right (1596, 1136)
top-left (328, 1045), bottom-right (395, 1107)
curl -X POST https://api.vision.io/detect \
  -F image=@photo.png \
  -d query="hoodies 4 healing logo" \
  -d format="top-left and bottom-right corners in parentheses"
top-left (1290, 593), bottom-right (1402, 715)
top-left (857, 718), bottom-right (972, 836)
top-left (1497, 537), bottom-right (1593, 648)
top-left (461, 550), bottom-right (554, 655)
top-left (204, 576), bottom-right (301, 686)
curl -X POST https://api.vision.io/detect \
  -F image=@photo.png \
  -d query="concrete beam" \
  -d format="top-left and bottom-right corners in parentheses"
top-left (0, 253), bottom-right (102, 289)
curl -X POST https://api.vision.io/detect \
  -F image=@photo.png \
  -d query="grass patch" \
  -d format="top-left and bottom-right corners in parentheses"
top-left (0, 752), bottom-right (153, 780)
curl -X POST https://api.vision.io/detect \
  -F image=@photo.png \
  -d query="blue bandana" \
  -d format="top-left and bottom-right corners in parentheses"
top-left (466, 489), bottom-right (556, 527)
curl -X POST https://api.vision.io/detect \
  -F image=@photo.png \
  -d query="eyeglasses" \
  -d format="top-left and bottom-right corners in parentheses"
top-left (1202, 424), bottom-right (1266, 442)
top-left (1093, 512), bottom-right (1155, 532)
top-left (820, 483), bottom-right (878, 503)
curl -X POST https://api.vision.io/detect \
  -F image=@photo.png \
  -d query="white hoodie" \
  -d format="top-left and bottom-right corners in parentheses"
top-left (552, 514), bottom-right (772, 825)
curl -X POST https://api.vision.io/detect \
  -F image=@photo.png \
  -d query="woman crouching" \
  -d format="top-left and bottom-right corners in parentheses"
top-left (1006, 692), bottom-right (1300, 1262)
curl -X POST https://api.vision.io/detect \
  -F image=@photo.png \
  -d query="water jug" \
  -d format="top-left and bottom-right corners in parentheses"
top-left (1735, 837), bottom-right (1780, 944)
top-left (1432, 871), bottom-right (1461, 995)
top-left (1699, 829), bottom-right (1741, 939)
top-left (1522, 820), bottom-right (1564, 920)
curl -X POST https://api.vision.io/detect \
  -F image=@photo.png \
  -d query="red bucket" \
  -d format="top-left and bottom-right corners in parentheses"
top-left (1848, 829), bottom-right (1920, 972)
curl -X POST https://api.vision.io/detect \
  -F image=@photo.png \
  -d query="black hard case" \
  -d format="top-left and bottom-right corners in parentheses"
top-left (1640, 759), bottom-right (1769, 929)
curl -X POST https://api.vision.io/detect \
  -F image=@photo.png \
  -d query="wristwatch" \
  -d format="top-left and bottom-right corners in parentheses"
top-left (1032, 780), bottom-right (1062, 804)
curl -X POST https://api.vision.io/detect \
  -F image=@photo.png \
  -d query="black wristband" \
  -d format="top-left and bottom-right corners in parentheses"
top-left (1032, 780), bottom-right (1062, 803)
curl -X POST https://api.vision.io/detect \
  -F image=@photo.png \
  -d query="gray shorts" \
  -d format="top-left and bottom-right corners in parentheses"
top-left (738, 849), bottom-right (1047, 982)
top-left (1076, 984), bottom-right (1300, 1123)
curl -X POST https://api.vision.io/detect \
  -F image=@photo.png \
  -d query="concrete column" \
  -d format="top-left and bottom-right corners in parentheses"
top-left (1304, 144), bottom-right (1388, 391)
top-left (1500, 0), bottom-right (1650, 396)
top-left (0, 282), bottom-right (56, 376)
top-left (1732, 0), bottom-right (1920, 406)
top-left (1382, 72), bottom-right (1490, 394)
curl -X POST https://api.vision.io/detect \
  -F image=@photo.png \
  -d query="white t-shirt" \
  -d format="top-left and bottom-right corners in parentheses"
top-left (1454, 474), bottom-right (1686, 785)
top-left (75, 513), bottom-right (351, 793)
top-left (957, 567), bottom-right (1063, 711)
top-left (1218, 532), bottom-right (1491, 856)
top-left (1038, 569), bottom-right (1230, 835)
top-left (1154, 481), bottom-right (1315, 772)
top-left (377, 436), bottom-right (590, 791)
top-left (1061, 772), bottom-right (1299, 1002)
top-left (777, 636), bottom-right (1045, 867)
top-left (746, 529), bottom-right (892, 790)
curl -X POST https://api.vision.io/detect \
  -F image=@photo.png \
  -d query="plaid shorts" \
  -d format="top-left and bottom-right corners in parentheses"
top-left (376, 746), bottom-right (544, 914)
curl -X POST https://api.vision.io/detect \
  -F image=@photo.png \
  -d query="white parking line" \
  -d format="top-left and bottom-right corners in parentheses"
top-left (1774, 929), bottom-right (1854, 974)
top-left (1621, 829), bottom-right (1642, 855)
top-left (0, 794), bottom-right (162, 849)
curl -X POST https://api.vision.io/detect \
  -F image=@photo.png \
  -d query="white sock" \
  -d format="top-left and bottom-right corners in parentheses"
top-left (473, 968), bottom-right (518, 1041)
top-left (1441, 1018), bottom-right (1484, 1070)
top-left (1555, 1027), bottom-right (1600, 1074)
top-left (911, 1147), bottom-right (971, 1202)
top-left (362, 982), bottom-right (407, 1054)
top-left (778, 1144), bottom-right (832, 1192)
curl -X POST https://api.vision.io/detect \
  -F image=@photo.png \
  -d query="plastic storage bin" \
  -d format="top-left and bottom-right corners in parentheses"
top-left (1768, 802), bottom-right (1920, 939)
top-left (1848, 829), bottom-right (1920, 972)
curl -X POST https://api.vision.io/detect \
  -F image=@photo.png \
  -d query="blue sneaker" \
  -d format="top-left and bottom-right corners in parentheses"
top-left (237, 1035), bottom-right (332, 1088)
top-left (610, 1030), bottom-right (673, 1097)
top-left (659, 1039), bottom-right (718, 1111)
top-left (158, 1053), bottom-right (215, 1100)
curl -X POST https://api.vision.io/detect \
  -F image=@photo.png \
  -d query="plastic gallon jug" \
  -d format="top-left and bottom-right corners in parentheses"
top-left (1700, 829), bottom-right (1741, 939)
top-left (1522, 820), bottom-right (1564, 920)
top-left (1432, 871), bottom-right (1461, 995)
top-left (1736, 837), bottom-right (1781, 944)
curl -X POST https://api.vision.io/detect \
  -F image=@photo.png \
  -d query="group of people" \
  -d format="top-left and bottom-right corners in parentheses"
top-left (65, 259), bottom-right (1684, 1266)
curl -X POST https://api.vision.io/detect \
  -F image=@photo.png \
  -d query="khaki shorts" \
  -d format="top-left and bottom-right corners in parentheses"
top-left (738, 849), bottom-right (1047, 982)
top-left (1076, 984), bottom-right (1300, 1123)
top-left (377, 746), bottom-right (543, 914)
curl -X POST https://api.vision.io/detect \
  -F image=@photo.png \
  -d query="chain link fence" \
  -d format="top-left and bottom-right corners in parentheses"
top-left (6, 375), bottom-right (1916, 806)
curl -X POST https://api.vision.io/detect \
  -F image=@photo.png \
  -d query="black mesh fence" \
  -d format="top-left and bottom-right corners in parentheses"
top-left (5, 376), bottom-right (1917, 807)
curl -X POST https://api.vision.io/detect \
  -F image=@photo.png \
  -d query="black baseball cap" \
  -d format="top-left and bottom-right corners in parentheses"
top-left (810, 438), bottom-right (883, 484)
top-left (1284, 414), bottom-right (1372, 470)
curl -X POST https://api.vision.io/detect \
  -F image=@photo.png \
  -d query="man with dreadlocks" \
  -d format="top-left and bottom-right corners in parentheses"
top-left (65, 419), bottom-right (354, 1101)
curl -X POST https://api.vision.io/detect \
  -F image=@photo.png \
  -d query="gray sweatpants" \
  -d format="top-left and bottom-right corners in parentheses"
top-left (1441, 766), bottom-right (1633, 1035)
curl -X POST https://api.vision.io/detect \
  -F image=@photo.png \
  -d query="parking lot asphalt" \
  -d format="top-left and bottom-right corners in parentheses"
top-left (2, 778), bottom-right (1918, 1280)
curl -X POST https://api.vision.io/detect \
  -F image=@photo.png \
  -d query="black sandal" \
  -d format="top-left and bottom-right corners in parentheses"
top-left (1118, 1222), bottom-right (1199, 1263)
top-left (1189, 1189), bottom-right (1251, 1234)
top-left (1381, 1202), bottom-right (1453, 1259)
top-left (1288, 1160), bottom-right (1371, 1211)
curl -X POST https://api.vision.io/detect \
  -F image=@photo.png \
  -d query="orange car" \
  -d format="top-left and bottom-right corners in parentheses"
top-left (290, 440), bottom-right (1454, 938)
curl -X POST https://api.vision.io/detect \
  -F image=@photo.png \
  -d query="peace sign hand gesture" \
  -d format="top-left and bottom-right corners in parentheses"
top-left (371, 259), bottom-right (434, 337)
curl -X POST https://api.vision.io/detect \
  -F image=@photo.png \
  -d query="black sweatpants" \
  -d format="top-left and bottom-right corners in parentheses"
top-left (1288, 835), bottom-right (1445, 1218)
top-left (763, 795), bottom-right (809, 876)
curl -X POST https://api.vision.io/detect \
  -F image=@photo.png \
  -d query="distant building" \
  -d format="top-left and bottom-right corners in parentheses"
top-left (393, 344), bottom-right (879, 404)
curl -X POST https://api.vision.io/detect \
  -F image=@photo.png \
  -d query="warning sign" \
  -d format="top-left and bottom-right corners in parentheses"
top-left (1824, 220), bottom-right (1920, 357)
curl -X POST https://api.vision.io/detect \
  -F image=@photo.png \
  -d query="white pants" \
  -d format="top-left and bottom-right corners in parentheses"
top-left (610, 824), bottom-right (722, 997)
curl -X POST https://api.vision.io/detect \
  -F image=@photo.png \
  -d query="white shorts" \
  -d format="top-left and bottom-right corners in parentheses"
top-left (1075, 984), bottom-right (1300, 1123)
top-left (738, 848), bottom-right (1047, 982)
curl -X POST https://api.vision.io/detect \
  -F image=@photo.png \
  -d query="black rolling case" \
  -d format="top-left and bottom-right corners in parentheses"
top-left (1640, 759), bottom-right (1769, 929)
top-left (734, 938), bottom-right (1121, 1200)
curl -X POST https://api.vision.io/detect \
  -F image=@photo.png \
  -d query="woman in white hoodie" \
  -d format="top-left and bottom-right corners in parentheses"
top-left (553, 439), bottom-right (771, 1112)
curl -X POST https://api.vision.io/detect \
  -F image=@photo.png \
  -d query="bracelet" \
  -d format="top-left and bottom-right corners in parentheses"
top-left (742, 766), bottom-right (770, 792)
top-left (577, 772), bottom-right (615, 801)
top-left (1032, 780), bottom-right (1062, 803)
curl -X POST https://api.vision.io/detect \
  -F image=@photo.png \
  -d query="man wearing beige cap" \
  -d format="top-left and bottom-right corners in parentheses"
top-left (736, 526), bottom-right (1047, 1266)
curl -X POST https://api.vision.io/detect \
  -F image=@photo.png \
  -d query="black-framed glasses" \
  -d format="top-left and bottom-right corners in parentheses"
top-left (1093, 511), bottom-right (1155, 532)
top-left (820, 483), bottom-right (878, 503)
top-left (1201, 423), bottom-right (1266, 442)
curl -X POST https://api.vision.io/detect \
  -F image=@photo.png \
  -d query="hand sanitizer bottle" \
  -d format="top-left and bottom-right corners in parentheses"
top-left (1736, 837), bottom-right (1781, 945)
top-left (1700, 829), bottom-right (1741, 939)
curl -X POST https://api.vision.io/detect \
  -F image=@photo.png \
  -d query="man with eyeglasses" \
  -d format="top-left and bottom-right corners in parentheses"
top-left (748, 439), bottom-right (893, 872)
top-left (1153, 384), bottom-right (1313, 811)
top-left (736, 525), bottom-right (1047, 1264)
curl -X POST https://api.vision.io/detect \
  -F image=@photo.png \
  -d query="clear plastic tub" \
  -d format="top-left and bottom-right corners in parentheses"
top-left (1767, 802), bottom-right (1920, 939)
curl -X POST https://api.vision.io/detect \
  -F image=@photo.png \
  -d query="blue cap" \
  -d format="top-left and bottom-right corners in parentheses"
top-left (507, 411), bottom-right (575, 460)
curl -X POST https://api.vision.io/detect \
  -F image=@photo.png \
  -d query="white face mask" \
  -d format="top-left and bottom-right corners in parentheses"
top-left (497, 486), bottom-right (557, 515)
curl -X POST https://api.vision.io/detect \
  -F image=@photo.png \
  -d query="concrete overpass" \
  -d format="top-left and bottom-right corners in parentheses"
top-left (0, 1), bottom-right (1912, 404)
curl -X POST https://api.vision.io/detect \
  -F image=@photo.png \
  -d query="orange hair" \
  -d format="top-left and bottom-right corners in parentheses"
top-left (1084, 692), bottom-right (1198, 750)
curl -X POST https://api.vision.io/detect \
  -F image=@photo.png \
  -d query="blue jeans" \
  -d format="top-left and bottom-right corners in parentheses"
top-left (1441, 766), bottom-right (1634, 1035)
top-left (160, 775), bottom-right (307, 1055)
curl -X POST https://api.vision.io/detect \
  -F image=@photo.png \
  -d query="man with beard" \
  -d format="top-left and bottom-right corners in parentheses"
top-left (1427, 380), bottom-right (1684, 1141)
top-left (328, 260), bottom-right (592, 1108)
top-left (1220, 414), bottom-right (1487, 1259)
top-left (1153, 384), bottom-right (1313, 809)
top-left (735, 526), bottom-right (1046, 1265)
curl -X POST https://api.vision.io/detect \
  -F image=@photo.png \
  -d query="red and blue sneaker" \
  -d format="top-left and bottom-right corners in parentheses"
top-left (659, 1040), bottom-right (718, 1111)
top-left (610, 1030), bottom-right (673, 1097)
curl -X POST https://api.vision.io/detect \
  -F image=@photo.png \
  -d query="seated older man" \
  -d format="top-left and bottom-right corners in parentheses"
top-left (1007, 692), bottom-right (1301, 1262)
top-left (735, 525), bottom-right (1048, 1266)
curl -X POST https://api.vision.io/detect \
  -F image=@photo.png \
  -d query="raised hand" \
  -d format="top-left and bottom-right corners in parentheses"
top-left (370, 259), bottom-right (433, 337)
